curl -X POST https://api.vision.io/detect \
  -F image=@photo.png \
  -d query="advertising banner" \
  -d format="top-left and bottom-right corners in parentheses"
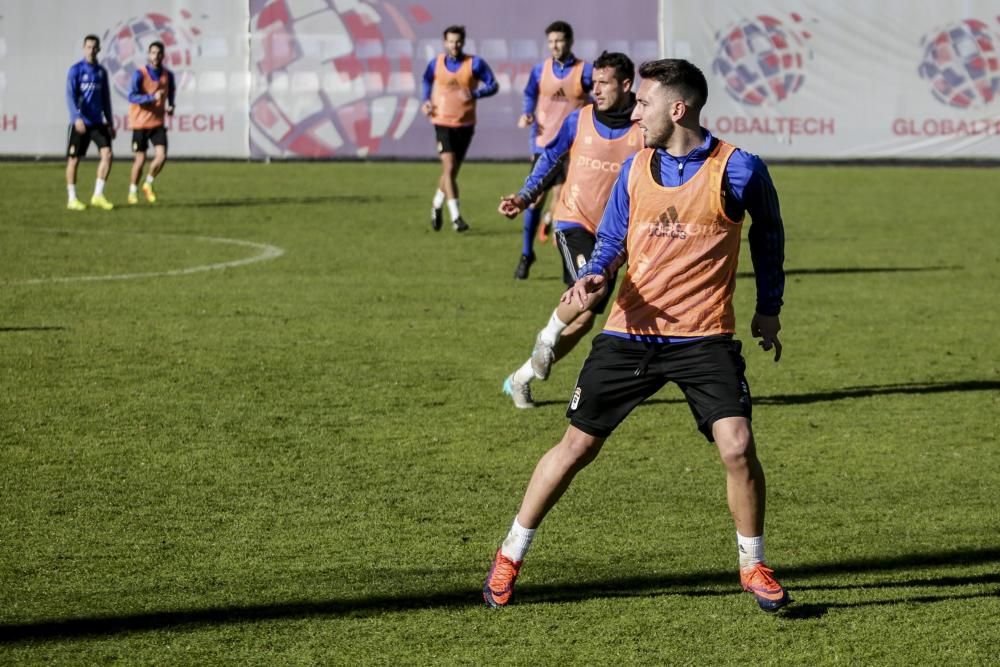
top-left (246, 0), bottom-right (659, 159)
top-left (0, 1), bottom-right (249, 156)
top-left (659, 0), bottom-right (1000, 158)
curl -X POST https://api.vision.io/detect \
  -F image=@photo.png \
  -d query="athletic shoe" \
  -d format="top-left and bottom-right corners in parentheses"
top-left (740, 563), bottom-right (790, 612)
top-left (431, 207), bottom-right (443, 231)
top-left (142, 183), bottom-right (157, 203)
top-left (127, 192), bottom-right (139, 205)
top-left (452, 217), bottom-right (469, 232)
top-left (89, 194), bottom-right (114, 210)
top-left (483, 549), bottom-right (522, 608)
top-left (66, 198), bottom-right (86, 211)
top-left (530, 334), bottom-right (555, 380)
top-left (503, 374), bottom-right (535, 409)
top-left (513, 252), bottom-right (535, 280)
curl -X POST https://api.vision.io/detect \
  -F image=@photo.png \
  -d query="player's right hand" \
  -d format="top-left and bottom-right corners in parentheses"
top-left (517, 113), bottom-right (533, 129)
top-left (420, 100), bottom-right (433, 117)
top-left (562, 274), bottom-right (608, 311)
top-left (498, 194), bottom-right (527, 218)
top-left (73, 118), bottom-right (86, 134)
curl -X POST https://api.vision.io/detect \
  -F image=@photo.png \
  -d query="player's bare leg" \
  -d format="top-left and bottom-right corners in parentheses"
top-left (89, 147), bottom-right (114, 210)
top-left (713, 416), bottom-right (789, 611)
top-left (129, 152), bottom-right (146, 204)
top-left (517, 426), bottom-right (605, 528)
top-left (438, 152), bottom-right (467, 231)
top-left (66, 157), bottom-right (85, 210)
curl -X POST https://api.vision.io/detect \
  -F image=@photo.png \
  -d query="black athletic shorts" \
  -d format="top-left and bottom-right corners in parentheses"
top-left (567, 334), bottom-right (752, 442)
top-left (66, 124), bottom-right (112, 158)
top-left (529, 151), bottom-right (567, 186)
top-left (555, 227), bottom-right (616, 313)
top-left (132, 126), bottom-right (168, 152)
top-left (435, 125), bottom-right (475, 162)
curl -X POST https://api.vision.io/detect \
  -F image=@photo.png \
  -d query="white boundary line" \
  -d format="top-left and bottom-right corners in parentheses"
top-left (5, 228), bottom-right (285, 285)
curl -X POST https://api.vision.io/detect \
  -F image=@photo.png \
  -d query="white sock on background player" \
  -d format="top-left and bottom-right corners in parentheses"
top-left (93, 178), bottom-right (106, 197)
top-left (432, 188), bottom-right (445, 210)
top-left (447, 198), bottom-right (461, 222)
top-left (500, 517), bottom-right (535, 562)
top-left (67, 184), bottom-right (77, 202)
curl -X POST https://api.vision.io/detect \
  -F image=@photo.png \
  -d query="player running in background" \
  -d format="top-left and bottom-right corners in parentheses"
top-left (421, 25), bottom-right (499, 232)
top-left (513, 21), bottom-right (592, 279)
top-left (499, 51), bottom-right (641, 408)
top-left (65, 34), bottom-right (116, 211)
top-left (127, 41), bottom-right (175, 205)
top-left (484, 59), bottom-right (790, 613)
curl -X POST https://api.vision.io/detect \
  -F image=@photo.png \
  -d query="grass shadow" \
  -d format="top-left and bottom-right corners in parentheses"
top-left (0, 326), bottom-right (68, 333)
top-left (166, 195), bottom-right (390, 208)
top-left (642, 380), bottom-right (1000, 407)
top-left (1, 546), bottom-right (997, 643)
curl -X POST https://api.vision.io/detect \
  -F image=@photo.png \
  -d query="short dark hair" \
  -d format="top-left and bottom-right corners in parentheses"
top-left (545, 21), bottom-right (573, 42)
top-left (443, 25), bottom-right (465, 41)
top-left (637, 59), bottom-right (708, 110)
top-left (83, 34), bottom-right (100, 46)
top-left (593, 51), bottom-right (634, 85)
top-left (149, 41), bottom-right (165, 53)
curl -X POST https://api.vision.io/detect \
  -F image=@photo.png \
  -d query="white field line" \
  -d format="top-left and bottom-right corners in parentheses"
top-left (7, 228), bottom-right (285, 285)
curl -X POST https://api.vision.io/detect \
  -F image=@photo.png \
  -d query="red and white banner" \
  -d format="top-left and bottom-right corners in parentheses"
top-left (0, 1), bottom-right (248, 156)
top-left (2, 1), bottom-right (998, 159)
top-left (659, 0), bottom-right (1000, 158)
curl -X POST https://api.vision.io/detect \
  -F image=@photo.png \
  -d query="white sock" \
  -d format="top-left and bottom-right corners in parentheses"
top-left (129, 183), bottom-right (138, 194)
top-left (145, 174), bottom-right (155, 185)
top-left (539, 309), bottom-right (570, 347)
top-left (93, 179), bottom-right (105, 197)
top-left (67, 184), bottom-right (77, 201)
top-left (447, 198), bottom-right (460, 222)
top-left (500, 517), bottom-right (535, 562)
top-left (737, 532), bottom-right (764, 569)
top-left (512, 359), bottom-right (535, 385)
top-left (432, 189), bottom-right (445, 209)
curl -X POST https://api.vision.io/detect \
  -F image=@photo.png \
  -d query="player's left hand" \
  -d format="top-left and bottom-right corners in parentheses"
top-left (108, 124), bottom-right (117, 140)
top-left (751, 312), bottom-right (782, 362)
top-left (498, 194), bottom-right (527, 218)
top-left (420, 100), bottom-right (433, 117)
top-left (166, 105), bottom-right (175, 116)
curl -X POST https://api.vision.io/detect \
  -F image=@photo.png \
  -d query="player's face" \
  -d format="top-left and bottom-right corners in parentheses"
top-left (83, 39), bottom-right (100, 64)
top-left (547, 32), bottom-right (571, 61)
top-left (592, 67), bottom-right (630, 112)
top-left (443, 32), bottom-right (464, 59)
top-left (632, 79), bottom-right (679, 148)
top-left (148, 45), bottom-right (164, 68)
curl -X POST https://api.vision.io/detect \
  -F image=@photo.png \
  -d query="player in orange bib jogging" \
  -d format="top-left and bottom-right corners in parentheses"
top-left (498, 51), bottom-right (641, 408)
top-left (421, 25), bottom-right (498, 232)
top-left (513, 21), bottom-right (592, 279)
top-left (127, 41), bottom-right (175, 204)
top-left (484, 59), bottom-right (790, 613)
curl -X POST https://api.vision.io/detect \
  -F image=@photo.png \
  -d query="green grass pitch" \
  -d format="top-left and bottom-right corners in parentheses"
top-left (0, 159), bottom-right (998, 664)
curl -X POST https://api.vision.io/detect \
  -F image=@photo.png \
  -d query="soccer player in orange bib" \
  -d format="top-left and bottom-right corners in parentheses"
top-left (498, 51), bottom-right (641, 408)
top-left (513, 21), bottom-right (592, 279)
top-left (127, 41), bottom-right (175, 204)
top-left (421, 25), bottom-right (498, 232)
top-left (484, 59), bottom-right (790, 613)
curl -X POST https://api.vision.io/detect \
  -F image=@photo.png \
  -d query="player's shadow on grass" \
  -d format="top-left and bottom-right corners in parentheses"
top-left (1, 546), bottom-right (997, 642)
top-left (641, 380), bottom-right (1000, 407)
top-left (0, 326), bottom-right (67, 332)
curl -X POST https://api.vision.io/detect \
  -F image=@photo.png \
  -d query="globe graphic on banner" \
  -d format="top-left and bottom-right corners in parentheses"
top-left (918, 18), bottom-right (1000, 109)
top-left (712, 15), bottom-right (811, 106)
top-left (102, 12), bottom-right (199, 100)
top-left (249, 0), bottom-right (429, 157)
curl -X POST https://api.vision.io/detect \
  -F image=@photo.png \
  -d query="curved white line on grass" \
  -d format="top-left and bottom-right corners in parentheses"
top-left (10, 229), bottom-right (285, 285)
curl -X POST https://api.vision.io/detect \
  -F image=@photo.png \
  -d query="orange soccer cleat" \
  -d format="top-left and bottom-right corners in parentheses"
top-left (740, 562), bottom-right (790, 612)
top-left (483, 549), bottom-right (523, 608)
